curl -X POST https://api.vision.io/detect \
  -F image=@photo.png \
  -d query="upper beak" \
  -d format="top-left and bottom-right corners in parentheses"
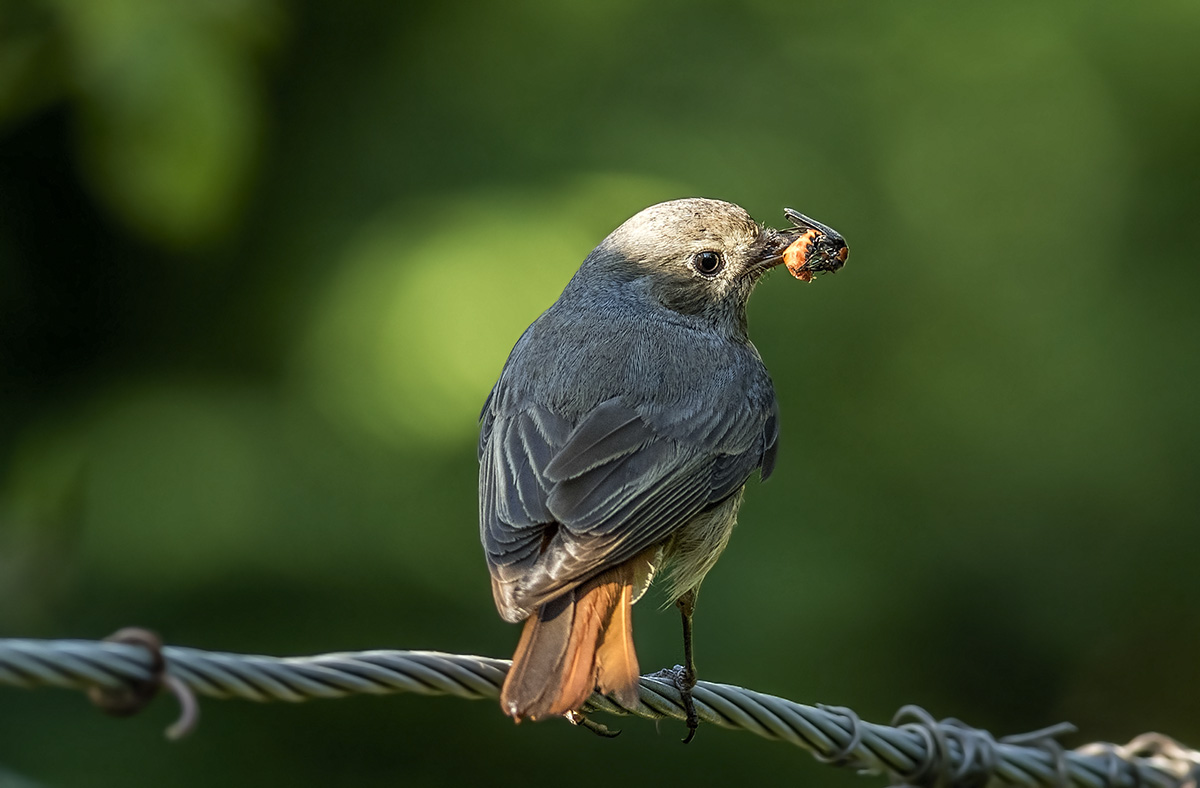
top-left (748, 227), bottom-right (800, 274)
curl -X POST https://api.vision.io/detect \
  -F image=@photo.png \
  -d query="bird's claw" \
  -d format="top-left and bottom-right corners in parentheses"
top-left (671, 664), bottom-right (699, 743)
top-left (564, 709), bottom-right (621, 738)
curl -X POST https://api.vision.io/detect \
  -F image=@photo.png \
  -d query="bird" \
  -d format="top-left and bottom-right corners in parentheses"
top-left (478, 198), bottom-right (846, 740)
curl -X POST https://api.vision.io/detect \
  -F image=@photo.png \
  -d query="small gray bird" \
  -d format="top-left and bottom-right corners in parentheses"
top-left (478, 198), bottom-right (846, 739)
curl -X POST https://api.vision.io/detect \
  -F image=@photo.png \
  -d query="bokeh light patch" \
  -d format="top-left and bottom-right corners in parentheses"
top-left (297, 174), bottom-right (688, 448)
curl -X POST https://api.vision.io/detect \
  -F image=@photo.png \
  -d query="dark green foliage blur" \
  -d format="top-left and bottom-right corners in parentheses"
top-left (2, 1), bottom-right (1199, 785)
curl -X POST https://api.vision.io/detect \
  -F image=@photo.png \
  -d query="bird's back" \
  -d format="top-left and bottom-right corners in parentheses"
top-left (480, 280), bottom-right (779, 621)
top-left (498, 286), bottom-right (776, 431)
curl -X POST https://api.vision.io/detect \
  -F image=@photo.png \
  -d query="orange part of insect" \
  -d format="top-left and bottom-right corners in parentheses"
top-left (783, 230), bottom-right (820, 282)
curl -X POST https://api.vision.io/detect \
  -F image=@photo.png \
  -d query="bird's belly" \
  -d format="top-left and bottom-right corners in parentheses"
top-left (658, 488), bottom-right (745, 603)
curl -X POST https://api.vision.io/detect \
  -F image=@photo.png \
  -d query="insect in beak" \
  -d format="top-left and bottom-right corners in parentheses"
top-left (780, 208), bottom-right (849, 282)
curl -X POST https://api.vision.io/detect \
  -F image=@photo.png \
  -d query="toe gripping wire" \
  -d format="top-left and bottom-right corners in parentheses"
top-left (86, 628), bottom-right (199, 740)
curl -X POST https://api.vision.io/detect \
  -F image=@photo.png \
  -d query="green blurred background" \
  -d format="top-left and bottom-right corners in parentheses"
top-left (2, 1), bottom-right (1198, 785)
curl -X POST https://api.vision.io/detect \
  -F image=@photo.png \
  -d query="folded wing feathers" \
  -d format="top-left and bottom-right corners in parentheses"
top-left (543, 397), bottom-right (644, 482)
top-left (483, 388), bottom-right (773, 616)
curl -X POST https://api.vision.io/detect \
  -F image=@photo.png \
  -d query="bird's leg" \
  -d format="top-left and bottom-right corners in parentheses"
top-left (675, 589), bottom-right (699, 743)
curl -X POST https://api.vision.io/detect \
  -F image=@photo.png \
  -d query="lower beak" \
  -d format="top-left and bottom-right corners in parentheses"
top-left (748, 227), bottom-right (800, 275)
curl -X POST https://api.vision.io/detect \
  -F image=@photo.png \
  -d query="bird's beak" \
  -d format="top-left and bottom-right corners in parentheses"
top-left (753, 227), bottom-right (799, 269)
top-left (751, 209), bottom-right (848, 282)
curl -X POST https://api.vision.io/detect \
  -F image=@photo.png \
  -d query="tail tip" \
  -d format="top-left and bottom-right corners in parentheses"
top-left (502, 698), bottom-right (526, 722)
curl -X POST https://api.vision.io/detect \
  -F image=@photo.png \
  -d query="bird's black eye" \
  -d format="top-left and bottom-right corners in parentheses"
top-left (693, 250), bottom-right (724, 277)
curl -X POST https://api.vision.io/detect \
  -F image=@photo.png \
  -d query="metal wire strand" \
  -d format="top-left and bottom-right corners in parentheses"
top-left (2, 636), bottom-right (1198, 788)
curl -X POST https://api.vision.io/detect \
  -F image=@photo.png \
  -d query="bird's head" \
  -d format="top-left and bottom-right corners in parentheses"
top-left (575, 198), bottom-right (845, 339)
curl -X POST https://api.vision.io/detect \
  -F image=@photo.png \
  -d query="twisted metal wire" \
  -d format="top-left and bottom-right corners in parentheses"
top-left (2, 637), bottom-right (1197, 788)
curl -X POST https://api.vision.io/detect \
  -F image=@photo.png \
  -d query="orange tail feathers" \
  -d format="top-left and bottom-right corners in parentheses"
top-left (595, 579), bottom-right (639, 708)
top-left (500, 563), bottom-right (641, 721)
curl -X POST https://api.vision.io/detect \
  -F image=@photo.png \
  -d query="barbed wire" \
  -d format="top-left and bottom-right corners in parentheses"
top-left (2, 633), bottom-right (1197, 788)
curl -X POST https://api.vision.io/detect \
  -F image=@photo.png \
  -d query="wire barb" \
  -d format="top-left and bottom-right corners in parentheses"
top-left (813, 704), bottom-right (865, 767)
top-left (84, 628), bottom-right (199, 740)
top-left (2, 635), bottom-right (1197, 788)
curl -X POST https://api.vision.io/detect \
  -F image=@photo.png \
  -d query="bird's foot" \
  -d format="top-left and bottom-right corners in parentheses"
top-left (671, 663), bottom-right (699, 743)
top-left (564, 709), bottom-right (621, 738)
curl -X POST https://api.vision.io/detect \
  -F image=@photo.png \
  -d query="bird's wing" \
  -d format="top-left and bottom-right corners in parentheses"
top-left (480, 384), bottom-right (776, 622)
